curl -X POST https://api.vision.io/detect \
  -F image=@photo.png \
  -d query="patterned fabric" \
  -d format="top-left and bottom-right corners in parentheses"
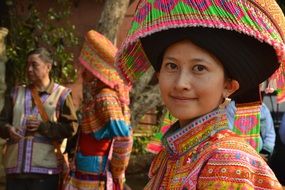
top-left (145, 125), bottom-right (170, 154)
top-left (144, 109), bottom-right (282, 189)
top-left (67, 88), bottom-right (133, 190)
top-left (4, 84), bottom-right (69, 175)
top-left (116, 0), bottom-right (285, 103)
top-left (147, 102), bottom-right (276, 155)
top-left (145, 111), bottom-right (175, 154)
top-left (80, 30), bottom-right (131, 105)
top-left (232, 103), bottom-right (262, 151)
top-left (68, 30), bottom-right (133, 190)
top-left (65, 176), bottom-right (106, 190)
top-left (227, 101), bottom-right (276, 154)
top-left (161, 111), bottom-right (177, 127)
top-left (81, 84), bottom-right (131, 134)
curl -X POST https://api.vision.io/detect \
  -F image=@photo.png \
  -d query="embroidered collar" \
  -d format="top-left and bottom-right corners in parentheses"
top-left (162, 109), bottom-right (228, 156)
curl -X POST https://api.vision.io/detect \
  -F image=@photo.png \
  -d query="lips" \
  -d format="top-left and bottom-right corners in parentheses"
top-left (170, 95), bottom-right (196, 101)
top-left (27, 73), bottom-right (35, 79)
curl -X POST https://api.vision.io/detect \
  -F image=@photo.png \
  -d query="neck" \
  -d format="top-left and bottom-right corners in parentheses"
top-left (33, 78), bottom-right (51, 91)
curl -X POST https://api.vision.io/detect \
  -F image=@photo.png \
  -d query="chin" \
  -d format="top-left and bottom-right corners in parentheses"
top-left (171, 112), bottom-right (198, 121)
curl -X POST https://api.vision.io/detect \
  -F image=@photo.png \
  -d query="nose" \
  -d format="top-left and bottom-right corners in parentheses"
top-left (27, 64), bottom-right (33, 72)
top-left (175, 70), bottom-right (191, 91)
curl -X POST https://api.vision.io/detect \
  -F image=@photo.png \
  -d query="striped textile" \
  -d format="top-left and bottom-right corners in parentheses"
top-left (144, 109), bottom-right (282, 189)
top-left (116, 0), bottom-right (285, 103)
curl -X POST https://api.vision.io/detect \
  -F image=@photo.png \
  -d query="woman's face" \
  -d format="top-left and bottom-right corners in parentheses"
top-left (158, 39), bottom-right (239, 127)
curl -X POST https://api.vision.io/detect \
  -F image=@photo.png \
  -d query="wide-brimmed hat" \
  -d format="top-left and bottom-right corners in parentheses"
top-left (79, 30), bottom-right (131, 105)
top-left (116, 0), bottom-right (285, 102)
top-left (140, 27), bottom-right (278, 99)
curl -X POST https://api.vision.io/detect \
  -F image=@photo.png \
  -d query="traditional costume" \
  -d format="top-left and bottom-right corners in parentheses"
top-left (64, 30), bottom-right (133, 190)
top-left (0, 81), bottom-right (76, 175)
top-left (116, 0), bottom-right (285, 189)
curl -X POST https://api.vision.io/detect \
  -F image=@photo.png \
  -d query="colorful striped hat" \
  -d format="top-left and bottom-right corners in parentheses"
top-left (79, 30), bottom-right (131, 105)
top-left (116, 0), bottom-right (285, 102)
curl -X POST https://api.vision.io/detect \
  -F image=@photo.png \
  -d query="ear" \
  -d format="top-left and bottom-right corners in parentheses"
top-left (156, 72), bottom-right (160, 80)
top-left (224, 79), bottom-right (239, 97)
top-left (47, 63), bottom-right (52, 72)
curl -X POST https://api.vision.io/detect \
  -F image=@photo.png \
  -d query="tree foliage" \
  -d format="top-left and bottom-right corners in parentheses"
top-left (4, 0), bottom-right (79, 86)
top-left (96, 0), bottom-right (130, 42)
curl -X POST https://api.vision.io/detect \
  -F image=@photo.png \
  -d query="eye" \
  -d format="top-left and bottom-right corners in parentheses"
top-left (193, 65), bottom-right (206, 73)
top-left (163, 62), bottom-right (178, 71)
top-left (33, 62), bottom-right (41, 68)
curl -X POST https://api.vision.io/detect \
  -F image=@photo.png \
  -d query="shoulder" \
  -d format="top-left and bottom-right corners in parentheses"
top-left (98, 88), bottom-right (117, 96)
top-left (15, 84), bottom-right (27, 91)
top-left (94, 88), bottom-right (123, 113)
top-left (210, 133), bottom-right (269, 164)
top-left (96, 88), bottom-right (119, 102)
top-left (55, 83), bottom-right (71, 93)
top-left (53, 83), bottom-right (72, 98)
top-left (199, 135), bottom-right (281, 189)
top-left (11, 85), bottom-right (27, 96)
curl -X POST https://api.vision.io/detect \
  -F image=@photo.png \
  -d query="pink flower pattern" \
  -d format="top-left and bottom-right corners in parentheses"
top-left (183, 0), bottom-right (213, 12)
top-left (215, 0), bottom-right (245, 19)
top-left (135, 2), bottom-right (152, 22)
top-left (154, 0), bottom-right (179, 12)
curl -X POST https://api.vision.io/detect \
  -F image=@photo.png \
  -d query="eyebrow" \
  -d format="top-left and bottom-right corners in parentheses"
top-left (163, 56), bottom-right (177, 61)
top-left (163, 56), bottom-right (213, 65)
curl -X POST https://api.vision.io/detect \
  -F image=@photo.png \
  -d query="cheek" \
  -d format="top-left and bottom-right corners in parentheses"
top-left (158, 74), bottom-right (172, 90)
top-left (158, 76), bottom-right (171, 101)
top-left (158, 80), bottom-right (168, 97)
top-left (196, 76), bottom-right (224, 101)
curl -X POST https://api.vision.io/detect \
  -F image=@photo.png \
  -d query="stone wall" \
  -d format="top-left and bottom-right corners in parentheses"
top-left (0, 28), bottom-right (8, 111)
top-left (0, 27), bottom-right (8, 186)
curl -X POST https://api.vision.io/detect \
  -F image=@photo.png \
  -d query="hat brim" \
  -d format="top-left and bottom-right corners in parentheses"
top-left (141, 27), bottom-right (279, 99)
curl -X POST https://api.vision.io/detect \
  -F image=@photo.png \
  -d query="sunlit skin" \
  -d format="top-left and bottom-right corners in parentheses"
top-left (26, 54), bottom-right (52, 91)
top-left (9, 53), bottom-right (53, 142)
top-left (158, 40), bottom-right (239, 127)
top-left (24, 54), bottom-right (52, 135)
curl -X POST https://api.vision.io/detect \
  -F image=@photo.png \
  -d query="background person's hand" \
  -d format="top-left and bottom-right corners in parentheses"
top-left (26, 115), bottom-right (41, 132)
top-left (8, 127), bottom-right (23, 142)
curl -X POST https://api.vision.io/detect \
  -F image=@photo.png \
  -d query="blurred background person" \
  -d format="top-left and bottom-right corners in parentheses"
top-left (226, 86), bottom-right (276, 162)
top-left (64, 30), bottom-right (133, 190)
top-left (0, 47), bottom-right (78, 190)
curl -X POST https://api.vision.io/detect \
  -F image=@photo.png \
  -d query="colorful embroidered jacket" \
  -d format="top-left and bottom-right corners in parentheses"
top-left (145, 109), bottom-right (282, 190)
top-left (70, 87), bottom-right (132, 189)
top-left (0, 82), bottom-right (78, 175)
top-left (226, 101), bottom-right (276, 154)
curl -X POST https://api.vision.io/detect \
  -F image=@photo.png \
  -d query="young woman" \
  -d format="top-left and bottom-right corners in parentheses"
top-left (116, 0), bottom-right (285, 189)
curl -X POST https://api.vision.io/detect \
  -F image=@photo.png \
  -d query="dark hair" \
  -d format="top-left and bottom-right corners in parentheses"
top-left (27, 47), bottom-right (53, 64)
top-left (141, 27), bottom-right (278, 99)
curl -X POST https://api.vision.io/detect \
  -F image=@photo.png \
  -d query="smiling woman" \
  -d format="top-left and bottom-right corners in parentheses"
top-left (116, 0), bottom-right (285, 189)
top-left (158, 39), bottom-right (239, 127)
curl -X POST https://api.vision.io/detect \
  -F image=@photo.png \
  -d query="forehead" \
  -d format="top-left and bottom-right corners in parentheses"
top-left (27, 54), bottom-right (46, 64)
top-left (27, 54), bottom-right (39, 60)
top-left (165, 40), bottom-right (208, 55)
top-left (163, 40), bottom-right (222, 65)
